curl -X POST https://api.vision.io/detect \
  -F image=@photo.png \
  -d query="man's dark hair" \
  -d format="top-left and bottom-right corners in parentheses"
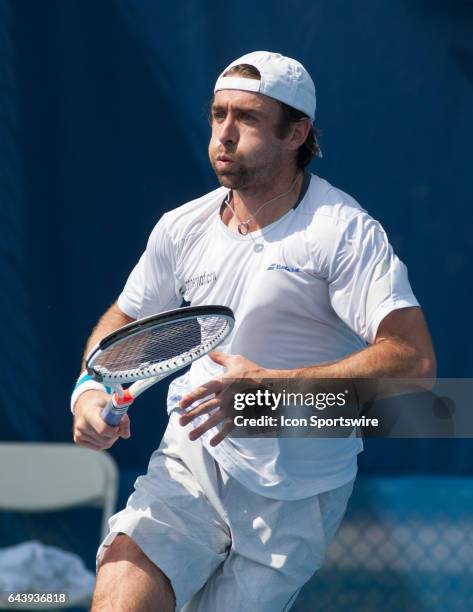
top-left (222, 64), bottom-right (321, 168)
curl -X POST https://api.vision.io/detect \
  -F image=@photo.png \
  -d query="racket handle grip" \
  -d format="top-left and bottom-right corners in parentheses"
top-left (101, 390), bottom-right (134, 426)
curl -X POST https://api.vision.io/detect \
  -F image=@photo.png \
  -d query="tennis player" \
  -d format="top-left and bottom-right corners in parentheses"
top-left (72, 51), bottom-right (436, 611)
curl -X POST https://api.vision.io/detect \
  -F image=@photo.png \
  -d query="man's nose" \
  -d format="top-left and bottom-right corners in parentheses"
top-left (219, 115), bottom-right (238, 145)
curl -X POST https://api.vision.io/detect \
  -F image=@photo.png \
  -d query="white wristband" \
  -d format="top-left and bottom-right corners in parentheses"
top-left (70, 372), bottom-right (112, 415)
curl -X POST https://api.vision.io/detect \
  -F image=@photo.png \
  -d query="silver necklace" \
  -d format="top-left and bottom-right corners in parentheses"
top-left (224, 173), bottom-right (300, 236)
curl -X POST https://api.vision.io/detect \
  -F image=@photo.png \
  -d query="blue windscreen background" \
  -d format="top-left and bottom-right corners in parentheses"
top-left (1, 0), bottom-right (472, 473)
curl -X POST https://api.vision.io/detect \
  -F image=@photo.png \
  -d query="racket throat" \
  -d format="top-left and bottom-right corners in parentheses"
top-left (112, 388), bottom-right (134, 411)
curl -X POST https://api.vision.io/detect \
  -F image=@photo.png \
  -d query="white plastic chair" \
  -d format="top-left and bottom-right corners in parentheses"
top-left (0, 443), bottom-right (118, 609)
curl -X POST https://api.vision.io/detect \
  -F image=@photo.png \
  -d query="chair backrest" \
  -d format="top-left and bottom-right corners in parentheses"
top-left (0, 443), bottom-right (118, 541)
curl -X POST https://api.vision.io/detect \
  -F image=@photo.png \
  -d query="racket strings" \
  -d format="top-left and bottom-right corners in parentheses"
top-left (90, 315), bottom-right (230, 381)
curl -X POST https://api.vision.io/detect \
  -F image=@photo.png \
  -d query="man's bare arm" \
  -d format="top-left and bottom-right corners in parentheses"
top-left (280, 306), bottom-right (437, 404)
top-left (80, 302), bottom-right (135, 372)
top-left (289, 307), bottom-right (436, 380)
top-left (73, 302), bottom-right (136, 451)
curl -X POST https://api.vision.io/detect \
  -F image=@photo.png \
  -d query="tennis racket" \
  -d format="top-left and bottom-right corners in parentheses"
top-left (86, 305), bottom-right (235, 426)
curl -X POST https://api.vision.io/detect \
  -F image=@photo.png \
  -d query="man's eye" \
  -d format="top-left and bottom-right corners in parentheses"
top-left (240, 112), bottom-right (255, 122)
top-left (212, 111), bottom-right (226, 122)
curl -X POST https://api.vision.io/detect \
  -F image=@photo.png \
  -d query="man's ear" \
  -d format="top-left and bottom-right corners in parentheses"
top-left (286, 119), bottom-right (311, 151)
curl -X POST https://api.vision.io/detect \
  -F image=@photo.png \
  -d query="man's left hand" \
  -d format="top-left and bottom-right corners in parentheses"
top-left (178, 351), bottom-right (270, 447)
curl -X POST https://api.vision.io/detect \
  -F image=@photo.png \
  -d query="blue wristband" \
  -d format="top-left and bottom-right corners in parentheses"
top-left (74, 372), bottom-right (112, 394)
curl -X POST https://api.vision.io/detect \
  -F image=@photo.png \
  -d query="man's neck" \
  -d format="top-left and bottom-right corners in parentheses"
top-left (232, 167), bottom-right (300, 213)
top-left (225, 168), bottom-right (304, 233)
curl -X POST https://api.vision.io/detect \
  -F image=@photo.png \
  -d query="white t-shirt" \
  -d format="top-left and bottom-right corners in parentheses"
top-left (117, 173), bottom-right (419, 499)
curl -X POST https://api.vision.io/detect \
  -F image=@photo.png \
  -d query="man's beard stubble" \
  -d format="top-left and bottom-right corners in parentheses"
top-left (208, 148), bottom-right (249, 190)
top-left (212, 164), bottom-right (252, 190)
top-left (209, 150), bottom-right (283, 192)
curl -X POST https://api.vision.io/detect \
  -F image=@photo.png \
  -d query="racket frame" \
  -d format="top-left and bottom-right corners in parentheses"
top-left (84, 305), bottom-right (234, 426)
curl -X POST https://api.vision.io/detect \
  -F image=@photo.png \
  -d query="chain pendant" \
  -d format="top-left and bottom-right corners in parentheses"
top-left (238, 221), bottom-right (251, 235)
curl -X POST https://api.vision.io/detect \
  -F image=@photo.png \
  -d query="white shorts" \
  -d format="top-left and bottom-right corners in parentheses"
top-left (97, 411), bottom-right (354, 611)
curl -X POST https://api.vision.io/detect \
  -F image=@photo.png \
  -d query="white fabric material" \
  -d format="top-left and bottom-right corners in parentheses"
top-left (117, 173), bottom-right (419, 499)
top-left (0, 541), bottom-right (95, 605)
top-left (214, 51), bottom-right (316, 120)
top-left (215, 76), bottom-right (261, 93)
top-left (97, 411), bottom-right (354, 611)
top-left (70, 380), bottom-right (108, 414)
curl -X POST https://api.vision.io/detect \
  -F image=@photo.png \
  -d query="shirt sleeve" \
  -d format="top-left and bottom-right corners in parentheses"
top-left (117, 214), bottom-right (182, 319)
top-left (327, 210), bottom-right (420, 344)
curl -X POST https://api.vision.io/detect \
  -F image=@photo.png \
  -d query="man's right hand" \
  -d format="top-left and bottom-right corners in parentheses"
top-left (73, 390), bottom-right (131, 450)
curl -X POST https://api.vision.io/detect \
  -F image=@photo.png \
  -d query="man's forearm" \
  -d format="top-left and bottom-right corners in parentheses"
top-left (287, 338), bottom-right (435, 380)
top-left (284, 307), bottom-right (436, 382)
top-left (269, 338), bottom-right (436, 406)
top-left (80, 302), bottom-right (135, 372)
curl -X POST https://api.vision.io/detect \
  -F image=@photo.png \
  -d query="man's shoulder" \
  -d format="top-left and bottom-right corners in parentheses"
top-left (305, 174), bottom-right (366, 227)
top-left (155, 185), bottom-right (228, 242)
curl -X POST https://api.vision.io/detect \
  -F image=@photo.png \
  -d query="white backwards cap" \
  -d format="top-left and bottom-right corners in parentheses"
top-left (214, 51), bottom-right (317, 122)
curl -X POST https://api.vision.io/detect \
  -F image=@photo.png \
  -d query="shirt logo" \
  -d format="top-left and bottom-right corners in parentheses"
top-left (183, 271), bottom-right (217, 293)
top-left (267, 263), bottom-right (300, 273)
